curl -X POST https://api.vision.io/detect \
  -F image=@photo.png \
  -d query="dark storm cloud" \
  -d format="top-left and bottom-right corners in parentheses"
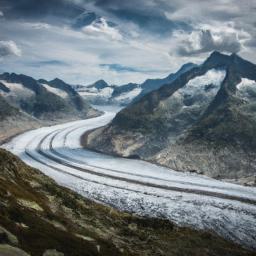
top-left (177, 30), bottom-right (242, 56)
top-left (0, 0), bottom-right (84, 20)
top-left (93, 0), bottom-right (191, 35)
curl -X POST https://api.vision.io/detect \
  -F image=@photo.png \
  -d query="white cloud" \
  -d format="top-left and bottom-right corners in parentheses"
top-left (82, 18), bottom-right (123, 41)
top-left (0, 11), bottom-right (4, 17)
top-left (176, 29), bottom-right (242, 56)
top-left (0, 40), bottom-right (22, 58)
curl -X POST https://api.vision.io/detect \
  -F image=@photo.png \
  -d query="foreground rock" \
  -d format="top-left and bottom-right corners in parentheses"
top-left (0, 148), bottom-right (254, 255)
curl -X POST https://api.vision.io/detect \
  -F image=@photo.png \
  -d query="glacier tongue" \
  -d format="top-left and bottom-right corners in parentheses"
top-left (2, 107), bottom-right (256, 250)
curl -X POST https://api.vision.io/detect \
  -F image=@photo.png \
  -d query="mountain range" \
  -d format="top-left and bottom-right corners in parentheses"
top-left (74, 80), bottom-right (141, 106)
top-left (74, 63), bottom-right (196, 106)
top-left (0, 73), bottom-right (99, 143)
top-left (84, 51), bottom-right (256, 185)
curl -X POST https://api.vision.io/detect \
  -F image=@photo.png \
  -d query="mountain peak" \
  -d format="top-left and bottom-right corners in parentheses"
top-left (51, 78), bottom-right (65, 84)
top-left (88, 79), bottom-right (109, 90)
top-left (204, 51), bottom-right (229, 63)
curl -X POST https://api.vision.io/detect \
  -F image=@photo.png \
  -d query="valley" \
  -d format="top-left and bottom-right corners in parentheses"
top-left (2, 106), bottom-right (256, 251)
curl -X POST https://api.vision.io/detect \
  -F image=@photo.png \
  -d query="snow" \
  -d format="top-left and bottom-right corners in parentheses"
top-left (237, 78), bottom-right (256, 90)
top-left (237, 78), bottom-right (256, 100)
top-left (77, 85), bottom-right (140, 104)
top-left (187, 69), bottom-right (226, 88)
top-left (99, 87), bottom-right (114, 97)
top-left (0, 80), bottom-right (35, 97)
top-left (41, 83), bottom-right (68, 98)
top-left (77, 86), bottom-right (113, 99)
top-left (173, 69), bottom-right (226, 103)
top-left (2, 105), bottom-right (256, 249)
top-left (115, 87), bottom-right (142, 101)
top-left (79, 91), bottom-right (98, 96)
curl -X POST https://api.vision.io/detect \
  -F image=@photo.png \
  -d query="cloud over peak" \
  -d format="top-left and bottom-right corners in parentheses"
top-left (177, 29), bottom-right (242, 56)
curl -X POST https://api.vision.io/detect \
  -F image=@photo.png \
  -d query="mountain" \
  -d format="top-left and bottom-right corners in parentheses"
top-left (110, 83), bottom-right (141, 105)
top-left (75, 80), bottom-right (115, 105)
top-left (0, 73), bottom-right (100, 144)
top-left (0, 148), bottom-right (253, 256)
top-left (134, 62), bottom-right (197, 101)
top-left (0, 73), bottom-right (98, 121)
top-left (75, 80), bottom-right (141, 106)
top-left (74, 64), bottom-right (196, 106)
top-left (85, 52), bottom-right (256, 185)
top-left (87, 79), bottom-right (110, 90)
top-left (38, 78), bottom-right (93, 113)
top-left (111, 83), bottom-right (138, 97)
top-left (0, 95), bottom-right (40, 144)
top-left (0, 94), bottom-right (19, 120)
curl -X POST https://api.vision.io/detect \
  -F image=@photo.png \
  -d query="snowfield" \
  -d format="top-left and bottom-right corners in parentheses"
top-left (237, 78), bottom-right (256, 100)
top-left (2, 106), bottom-right (256, 249)
top-left (41, 83), bottom-right (68, 98)
top-left (0, 80), bottom-right (35, 98)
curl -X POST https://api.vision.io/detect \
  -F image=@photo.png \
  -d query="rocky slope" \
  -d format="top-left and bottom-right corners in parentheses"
top-left (0, 73), bottom-right (99, 121)
top-left (134, 62), bottom-right (196, 101)
top-left (0, 73), bottom-right (100, 144)
top-left (0, 148), bottom-right (255, 256)
top-left (0, 95), bottom-right (40, 144)
top-left (85, 52), bottom-right (256, 185)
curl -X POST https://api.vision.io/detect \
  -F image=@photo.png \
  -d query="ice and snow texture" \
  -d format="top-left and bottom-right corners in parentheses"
top-left (237, 78), bottom-right (256, 100)
top-left (77, 85), bottom-right (141, 104)
top-left (186, 69), bottom-right (226, 89)
top-left (2, 106), bottom-right (256, 249)
top-left (0, 80), bottom-right (35, 98)
top-left (78, 86), bottom-right (114, 99)
top-left (115, 87), bottom-right (142, 102)
top-left (41, 83), bottom-right (68, 98)
top-left (172, 69), bottom-right (226, 106)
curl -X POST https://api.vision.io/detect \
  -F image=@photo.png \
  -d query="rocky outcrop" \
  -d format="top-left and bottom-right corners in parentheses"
top-left (0, 244), bottom-right (30, 256)
top-left (0, 95), bottom-right (40, 144)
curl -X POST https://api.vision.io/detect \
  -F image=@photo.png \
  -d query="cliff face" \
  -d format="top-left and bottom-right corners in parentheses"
top-left (0, 148), bottom-right (254, 256)
top-left (85, 52), bottom-right (256, 184)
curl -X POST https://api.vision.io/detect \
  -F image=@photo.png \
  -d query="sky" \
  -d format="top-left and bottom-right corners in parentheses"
top-left (0, 0), bottom-right (255, 85)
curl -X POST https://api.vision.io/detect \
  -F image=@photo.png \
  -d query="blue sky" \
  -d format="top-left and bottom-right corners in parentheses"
top-left (0, 0), bottom-right (255, 85)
